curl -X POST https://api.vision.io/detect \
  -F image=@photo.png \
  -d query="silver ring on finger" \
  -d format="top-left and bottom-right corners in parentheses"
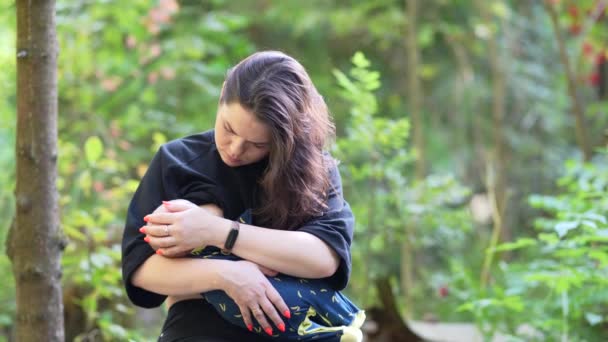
top-left (164, 225), bottom-right (170, 236)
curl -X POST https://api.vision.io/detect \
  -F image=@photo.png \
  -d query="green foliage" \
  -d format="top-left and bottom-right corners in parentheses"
top-left (48, 2), bottom-right (255, 336)
top-left (59, 133), bottom-right (148, 341)
top-left (2, 0), bottom-right (253, 339)
top-left (333, 53), bottom-right (413, 303)
top-left (333, 53), bottom-right (474, 315)
top-left (2, 0), bottom-right (608, 340)
top-left (461, 154), bottom-right (608, 340)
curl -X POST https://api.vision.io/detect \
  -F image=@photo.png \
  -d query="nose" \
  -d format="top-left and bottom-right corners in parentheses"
top-left (228, 138), bottom-right (245, 158)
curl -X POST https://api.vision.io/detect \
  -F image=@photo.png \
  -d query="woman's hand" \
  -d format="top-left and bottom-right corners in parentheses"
top-left (142, 202), bottom-right (189, 256)
top-left (221, 260), bottom-right (290, 335)
top-left (142, 200), bottom-right (224, 257)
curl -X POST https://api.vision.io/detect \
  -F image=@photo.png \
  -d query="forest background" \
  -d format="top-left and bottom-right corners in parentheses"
top-left (1, 0), bottom-right (607, 341)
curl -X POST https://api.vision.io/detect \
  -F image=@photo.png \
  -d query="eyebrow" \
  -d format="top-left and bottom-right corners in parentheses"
top-left (224, 121), bottom-right (269, 145)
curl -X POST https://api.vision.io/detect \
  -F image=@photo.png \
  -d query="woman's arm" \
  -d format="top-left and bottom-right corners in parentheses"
top-left (211, 219), bottom-right (340, 278)
top-left (137, 203), bottom-right (275, 294)
top-left (131, 255), bottom-right (228, 295)
top-left (132, 252), bottom-right (290, 333)
top-left (143, 163), bottom-right (353, 286)
top-left (147, 166), bottom-right (353, 282)
top-left (145, 209), bottom-right (338, 279)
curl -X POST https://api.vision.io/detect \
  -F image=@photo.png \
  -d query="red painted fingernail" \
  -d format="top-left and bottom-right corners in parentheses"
top-left (143, 216), bottom-right (149, 222)
top-left (139, 227), bottom-right (146, 233)
top-left (162, 201), bottom-right (171, 206)
top-left (156, 249), bottom-right (163, 255)
top-left (265, 327), bottom-right (273, 336)
top-left (144, 236), bottom-right (150, 243)
top-left (278, 323), bottom-right (285, 332)
top-left (283, 310), bottom-right (291, 319)
top-left (247, 324), bottom-right (253, 332)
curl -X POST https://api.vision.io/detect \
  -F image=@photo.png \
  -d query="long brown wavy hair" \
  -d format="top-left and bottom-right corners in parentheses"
top-left (219, 51), bottom-right (336, 229)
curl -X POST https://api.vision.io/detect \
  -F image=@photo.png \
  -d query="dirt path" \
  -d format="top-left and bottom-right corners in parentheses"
top-left (407, 321), bottom-right (541, 342)
top-left (408, 321), bottom-right (483, 342)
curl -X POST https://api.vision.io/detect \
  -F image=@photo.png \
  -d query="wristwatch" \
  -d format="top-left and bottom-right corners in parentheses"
top-left (221, 220), bottom-right (240, 255)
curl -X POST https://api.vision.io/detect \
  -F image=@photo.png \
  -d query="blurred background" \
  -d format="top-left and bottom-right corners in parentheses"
top-left (1, 0), bottom-right (607, 341)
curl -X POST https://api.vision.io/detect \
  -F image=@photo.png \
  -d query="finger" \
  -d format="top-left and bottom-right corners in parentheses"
top-left (250, 305), bottom-right (274, 336)
top-left (152, 203), bottom-right (170, 214)
top-left (266, 283), bottom-right (291, 319)
top-left (141, 223), bottom-right (175, 237)
top-left (259, 293), bottom-right (285, 333)
top-left (143, 212), bottom-right (176, 224)
top-left (172, 250), bottom-right (193, 257)
top-left (238, 304), bottom-right (254, 332)
top-left (147, 235), bottom-right (176, 248)
top-left (162, 199), bottom-right (196, 212)
top-left (142, 235), bottom-right (159, 251)
top-left (257, 265), bottom-right (279, 277)
top-left (156, 245), bottom-right (186, 258)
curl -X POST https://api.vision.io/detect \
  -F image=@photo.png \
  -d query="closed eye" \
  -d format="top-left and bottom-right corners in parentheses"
top-left (224, 121), bottom-right (268, 148)
top-left (223, 123), bottom-right (234, 134)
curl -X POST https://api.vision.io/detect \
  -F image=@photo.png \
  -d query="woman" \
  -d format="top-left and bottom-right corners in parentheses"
top-left (121, 51), bottom-right (363, 341)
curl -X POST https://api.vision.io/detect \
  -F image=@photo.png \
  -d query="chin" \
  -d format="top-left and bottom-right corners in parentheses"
top-left (220, 154), bottom-right (242, 167)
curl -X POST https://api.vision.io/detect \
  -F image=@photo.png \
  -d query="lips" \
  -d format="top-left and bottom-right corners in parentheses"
top-left (222, 151), bottom-right (241, 164)
top-left (227, 156), bottom-right (241, 164)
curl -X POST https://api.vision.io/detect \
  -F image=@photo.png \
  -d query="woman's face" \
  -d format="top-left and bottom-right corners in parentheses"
top-left (214, 102), bottom-right (271, 167)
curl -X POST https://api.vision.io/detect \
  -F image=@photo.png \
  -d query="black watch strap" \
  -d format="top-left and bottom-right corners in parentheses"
top-left (221, 220), bottom-right (240, 255)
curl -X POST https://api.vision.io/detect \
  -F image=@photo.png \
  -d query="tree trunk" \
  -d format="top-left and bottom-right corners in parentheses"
top-left (406, 0), bottom-right (425, 179)
top-left (475, 0), bottom-right (510, 288)
top-left (400, 0), bottom-right (424, 318)
top-left (444, 33), bottom-right (481, 186)
top-left (544, 1), bottom-right (592, 161)
top-left (365, 278), bottom-right (423, 342)
top-left (6, 1), bottom-right (64, 341)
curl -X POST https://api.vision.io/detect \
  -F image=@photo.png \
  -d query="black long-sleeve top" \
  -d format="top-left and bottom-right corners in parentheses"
top-left (121, 130), bottom-right (355, 308)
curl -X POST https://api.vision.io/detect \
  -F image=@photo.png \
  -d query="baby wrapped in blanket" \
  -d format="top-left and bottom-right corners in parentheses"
top-left (187, 209), bottom-right (365, 342)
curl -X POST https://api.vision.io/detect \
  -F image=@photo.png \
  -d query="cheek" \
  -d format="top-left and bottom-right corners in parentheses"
top-left (249, 149), bottom-right (269, 161)
top-left (214, 121), bottom-right (228, 144)
top-left (215, 131), bottom-right (230, 147)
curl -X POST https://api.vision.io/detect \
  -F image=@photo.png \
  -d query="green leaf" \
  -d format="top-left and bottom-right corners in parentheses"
top-left (105, 323), bottom-right (128, 339)
top-left (332, 69), bottom-right (358, 96)
top-left (555, 221), bottom-right (579, 238)
top-left (370, 234), bottom-right (384, 252)
top-left (84, 136), bottom-right (103, 166)
top-left (491, 238), bottom-right (537, 253)
top-left (78, 170), bottom-right (92, 196)
top-left (588, 250), bottom-right (608, 267)
top-left (420, 64), bottom-right (438, 79)
top-left (152, 132), bottom-right (167, 153)
top-left (583, 212), bottom-right (607, 224)
top-left (502, 296), bottom-right (524, 312)
top-left (418, 25), bottom-right (434, 47)
top-left (351, 51), bottom-right (370, 69)
top-left (585, 312), bottom-right (603, 326)
top-left (491, 2), bottom-right (510, 19)
top-left (63, 224), bottom-right (87, 242)
top-left (456, 302), bottom-right (474, 312)
top-left (581, 220), bottom-right (598, 229)
top-left (538, 233), bottom-right (559, 244)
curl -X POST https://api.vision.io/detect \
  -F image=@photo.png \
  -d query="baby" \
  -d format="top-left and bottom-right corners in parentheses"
top-left (187, 209), bottom-right (365, 341)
